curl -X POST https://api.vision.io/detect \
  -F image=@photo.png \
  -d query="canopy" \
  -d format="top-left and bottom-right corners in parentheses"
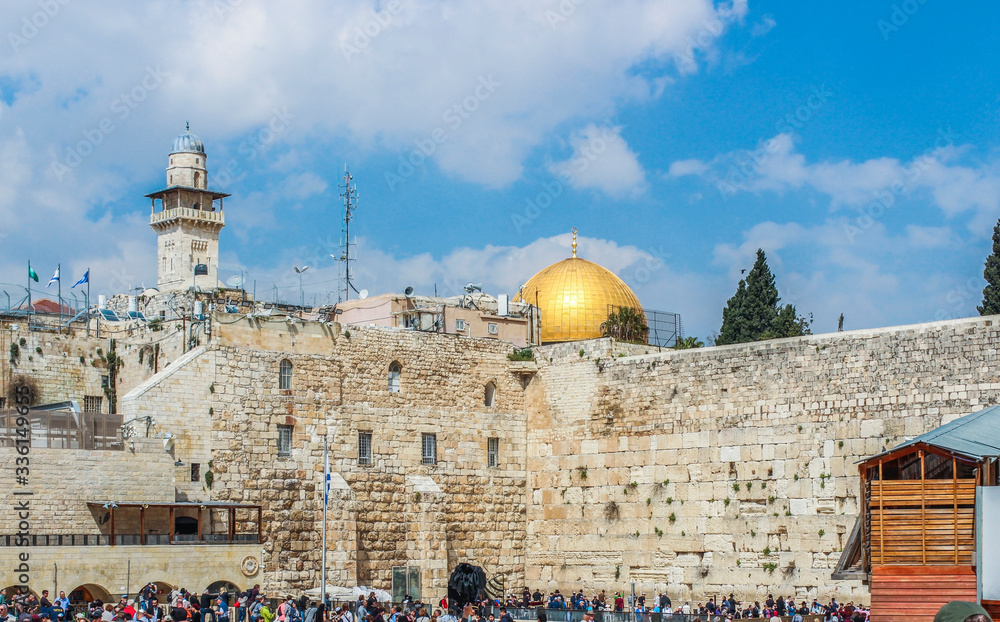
top-left (861, 405), bottom-right (1000, 464)
top-left (303, 585), bottom-right (355, 599)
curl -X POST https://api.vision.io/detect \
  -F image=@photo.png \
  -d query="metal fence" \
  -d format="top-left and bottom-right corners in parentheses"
top-left (0, 408), bottom-right (123, 450)
top-left (607, 306), bottom-right (682, 349)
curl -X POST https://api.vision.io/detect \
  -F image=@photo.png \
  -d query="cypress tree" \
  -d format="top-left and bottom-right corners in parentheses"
top-left (717, 249), bottom-right (810, 345)
top-left (979, 218), bottom-right (1000, 315)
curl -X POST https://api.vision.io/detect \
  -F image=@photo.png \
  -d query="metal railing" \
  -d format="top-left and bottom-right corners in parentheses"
top-left (0, 533), bottom-right (259, 546)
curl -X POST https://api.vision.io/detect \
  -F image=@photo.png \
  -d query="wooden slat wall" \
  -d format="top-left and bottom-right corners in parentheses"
top-left (870, 479), bottom-right (976, 565)
top-left (871, 566), bottom-right (977, 622)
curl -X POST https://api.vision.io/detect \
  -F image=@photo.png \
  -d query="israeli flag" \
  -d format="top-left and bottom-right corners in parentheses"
top-left (46, 267), bottom-right (59, 288)
top-left (72, 270), bottom-right (89, 289)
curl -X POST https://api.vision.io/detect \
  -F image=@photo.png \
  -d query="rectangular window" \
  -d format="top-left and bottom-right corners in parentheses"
top-left (487, 323), bottom-right (498, 335)
top-left (0, 397), bottom-right (6, 409)
top-left (488, 437), bottom-right (499, 468)
top-left (421, 433), bottom-right (437, 465)
top-left (455, 318), bottom-right (466, 331)
top-left (277, 424), bottom-right (293, 457)
top-left (100, 376), bottom-right (109, 389)
top-left (358, 432), bottom-right (372, 465)
top-left (190, 463), bottom-right (201, 482)
top-left (83, 395), bottom-right (103, 413)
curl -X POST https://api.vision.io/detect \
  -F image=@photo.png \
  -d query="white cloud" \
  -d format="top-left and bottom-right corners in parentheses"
top-left (548, 124), bottom-right (647, 197)
top-left (668, 132), bottom-right (1000, 230)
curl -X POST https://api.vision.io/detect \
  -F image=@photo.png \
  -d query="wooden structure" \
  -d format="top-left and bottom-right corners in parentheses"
top-left (835, 407), bottom-right (1000, 622)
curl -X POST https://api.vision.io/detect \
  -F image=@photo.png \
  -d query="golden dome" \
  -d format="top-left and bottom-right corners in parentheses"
top-left (514, 229), bottom-right (644, 343)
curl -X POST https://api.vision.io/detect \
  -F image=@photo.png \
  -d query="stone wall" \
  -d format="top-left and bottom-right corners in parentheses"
top-left (0, 321), bottom-right (186, 413)
top-left (208, 318), bottom-right (529, 597)
top-left (524, 316), bottom-right (1000, 604)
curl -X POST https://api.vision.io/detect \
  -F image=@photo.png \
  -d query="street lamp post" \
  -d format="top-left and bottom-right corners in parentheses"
top-left (294, 266), bottom-right (310, 309)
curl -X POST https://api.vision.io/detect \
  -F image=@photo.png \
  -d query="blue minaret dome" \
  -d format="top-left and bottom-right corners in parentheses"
top-left (171, 122), bottom-right (205, 154)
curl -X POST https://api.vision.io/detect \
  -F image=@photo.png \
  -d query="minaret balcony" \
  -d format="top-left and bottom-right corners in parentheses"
top-left (150, 206), bottom-right (225, 228)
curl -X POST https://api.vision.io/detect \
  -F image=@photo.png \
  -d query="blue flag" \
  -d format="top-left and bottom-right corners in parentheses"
top-left (71, 270), bottom-right (89, 289)
top-left (46, 267), bottom-right (59, 288)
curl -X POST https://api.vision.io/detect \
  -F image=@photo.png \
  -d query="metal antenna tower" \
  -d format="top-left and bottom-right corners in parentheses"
top-left (337, 165), bottom-right (359, 302)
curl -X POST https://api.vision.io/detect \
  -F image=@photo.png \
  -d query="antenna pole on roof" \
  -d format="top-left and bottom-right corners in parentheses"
top-left (338, 165), bottom-right (359, 303)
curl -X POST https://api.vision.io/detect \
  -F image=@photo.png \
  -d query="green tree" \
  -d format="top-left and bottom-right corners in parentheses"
top-left (601, 307), bottom-right (649, 344)
top-left (717, 249), bottom-right (810, 345)
top-left (673, 336), bottom-right (705, 349)
top-left (979, 218), bottom-right (1000, 315)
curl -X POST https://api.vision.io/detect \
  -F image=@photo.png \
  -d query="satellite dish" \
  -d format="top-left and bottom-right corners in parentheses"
top-left (359, 289), bottom-right (369, 300)
top-left (226, 275), bottom-right (245, 288)
top-left (403, 286), bottom-right (414, 297)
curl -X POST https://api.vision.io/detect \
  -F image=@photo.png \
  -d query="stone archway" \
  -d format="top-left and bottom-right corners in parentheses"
top-left (1, 586), bottom-right (38, 602)
top-left (69, 584), bottom-right (112, 606)
top-left (205, 581), bottom-right (240, 598)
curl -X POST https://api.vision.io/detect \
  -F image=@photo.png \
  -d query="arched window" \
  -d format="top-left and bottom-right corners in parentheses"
top-left (388, 362), bottom-right (401, 393)
top-left (484, 381), bottom-right (496, 407)
top-left (279, 359), bottom-right (292, 390)
top-left (194, 172), bottom-right (201, 188)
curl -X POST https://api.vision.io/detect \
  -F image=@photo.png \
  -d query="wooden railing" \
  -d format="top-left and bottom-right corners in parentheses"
top-left (870, 479), bottom-right (976, 565)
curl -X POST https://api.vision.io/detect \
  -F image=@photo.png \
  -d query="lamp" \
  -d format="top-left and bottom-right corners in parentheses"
top-left (174, 460), bottom-right (184, 467)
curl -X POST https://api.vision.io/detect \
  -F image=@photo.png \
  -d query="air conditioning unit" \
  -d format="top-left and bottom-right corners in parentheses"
top-left (488, 323), bottom-right (498, 335)
top-left (455, 319), bottom-right (466, 331)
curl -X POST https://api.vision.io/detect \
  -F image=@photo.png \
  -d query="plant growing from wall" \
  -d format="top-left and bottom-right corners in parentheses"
top-left (614, 566), bottom-right (621, 580)
top-left (604, 501), bottom-right (620, 521)
top-left (668, 512), bottom-right (676, 523)
top-left (732, 482), bottom-right (740, 493)
top-left (665, 497), bottom-right (673, 505)
top-left (149, 318), bottom-right (164, 332)
top-left (35, 347), bottom-right (42, 354)
top-left (102, 339), bottom-right (124, 414)
top-left (578, 466), bottom-right (588, 480)
top-left (204, 469), bottom-right (214, 489)
top-left (508, 348), bottom-right (533, 361)
top-left (9, 342), bottom-right (19, 362)
top-left (763, 563), bottom-right (778, 574)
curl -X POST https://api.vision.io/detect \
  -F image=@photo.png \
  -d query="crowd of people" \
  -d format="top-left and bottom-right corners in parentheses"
top-left (493, 589), bottom-right (869, 622)
top-left (0, 587), bottom-right (870, 622)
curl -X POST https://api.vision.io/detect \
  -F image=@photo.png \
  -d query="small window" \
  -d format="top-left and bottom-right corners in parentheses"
top-left (279, 359), bottom-right (292, 390)
top-left (488, 437), bottom-right (499, 468)
top-left (0, 397), bottom-right (5, 409)
top-left (484, 381), bottom-right (496, 407)
top-left (160, 310), bottom-right (166, 319)
top-left (487, 323), bottom-right (498, 335)
top-left (358, 432), bottom-right (372, 466)
top-left (421, 433), bottom-right (437, 465)
top-left (100, 376), bottom-right (109, 389)
top-left (83, 395), bottom-right (103, 413)
top-left (388, 362), bottom-right (401, 393)
top-left (455, 318), bottom-right (466, 331)
top-left (190, 463), bottom-right (201, 482)
top-left (277, 424), bottom-right (293, 457)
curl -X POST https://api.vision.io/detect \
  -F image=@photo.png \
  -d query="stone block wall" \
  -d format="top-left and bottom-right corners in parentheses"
top-left (208, 318), bottom-right (529, 597)
top-left (524, 316), bottom-right (1000, 604)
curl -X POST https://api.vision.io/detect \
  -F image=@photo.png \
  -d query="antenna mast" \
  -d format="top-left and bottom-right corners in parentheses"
top-left (338, 165), bottom-right (358, 302)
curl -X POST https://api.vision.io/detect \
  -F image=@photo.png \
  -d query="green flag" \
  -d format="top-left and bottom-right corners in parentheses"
top-left (28, 265), bottom-right (38, 282)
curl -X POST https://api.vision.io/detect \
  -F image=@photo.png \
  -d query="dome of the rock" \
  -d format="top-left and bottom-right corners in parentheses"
top-left (513, 230), bottom-right (644, 343)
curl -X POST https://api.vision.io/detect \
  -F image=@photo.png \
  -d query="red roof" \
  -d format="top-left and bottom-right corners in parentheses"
top-left (24, 298), bottom-right (77, 315)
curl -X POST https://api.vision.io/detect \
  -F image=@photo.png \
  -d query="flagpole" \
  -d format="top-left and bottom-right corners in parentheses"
top-left (57, 263), bottom-right (62, 333)
top-left (27, 260), bottom-right (32, 322)
top-left (86, 268), bottom-right (91, 338)
top-left (322, 436), bottom-right (328, 609)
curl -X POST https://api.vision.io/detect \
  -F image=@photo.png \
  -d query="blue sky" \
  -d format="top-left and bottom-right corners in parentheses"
top-left (1, 0), bottom-right (999, 340)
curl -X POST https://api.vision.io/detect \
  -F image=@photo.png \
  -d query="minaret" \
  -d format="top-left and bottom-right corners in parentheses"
top-left (147, 125), bottom-right (229, 292)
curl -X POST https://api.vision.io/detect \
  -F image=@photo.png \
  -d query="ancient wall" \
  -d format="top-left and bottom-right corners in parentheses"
top-left (0, 437), bottom-right (174, 535)
top-left (0, 321), bottom-right (186, 413)
top-left (0, 542), bottom-right (259, 598)
top-left (524, 316), bottom-right (1000, 605)
top-left (207, 318), bottom-right (529, 597)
